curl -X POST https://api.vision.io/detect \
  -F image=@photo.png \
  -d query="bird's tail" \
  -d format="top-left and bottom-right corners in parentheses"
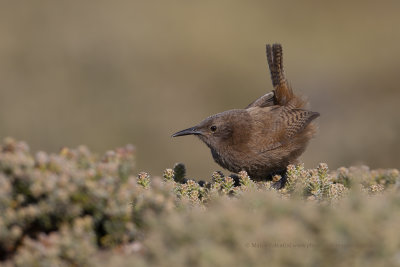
top-left (266, 44), bottom-right (305, 108)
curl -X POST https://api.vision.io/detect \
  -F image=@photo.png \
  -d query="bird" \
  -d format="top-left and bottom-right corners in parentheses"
top-left (172, 44), bottom-right (319, 182)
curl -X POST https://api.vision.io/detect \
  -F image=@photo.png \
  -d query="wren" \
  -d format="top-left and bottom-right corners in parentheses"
top-left (172, 44), bottom-right (319, 181)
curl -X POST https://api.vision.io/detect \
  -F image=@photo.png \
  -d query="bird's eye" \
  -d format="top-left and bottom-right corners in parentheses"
top-left (210, 125), bottom-right (217, 132)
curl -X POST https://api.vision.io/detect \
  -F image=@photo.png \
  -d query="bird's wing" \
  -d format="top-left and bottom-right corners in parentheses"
top-left (259, 108), bottom-right (320, 152)
top-left (246, 92), bottom-right (275, 109)
top-left (281, 109), bottom-right (320, 140)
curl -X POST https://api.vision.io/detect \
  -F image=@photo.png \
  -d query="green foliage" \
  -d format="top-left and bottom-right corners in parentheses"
top-left (0, 138), bottom-right (139, 265)
top-left (125, 188), bottom-right (400, 267)
top-left (1, 138), bottom-right (400, 266)
top-left (137, 172), bottom-right (150, 189)
top-left (14, 216), bottom-right (96, 267)
top-left (162, 168), bottom-right (174, 182)
top-left (173, 163), bottom-right (186, 183)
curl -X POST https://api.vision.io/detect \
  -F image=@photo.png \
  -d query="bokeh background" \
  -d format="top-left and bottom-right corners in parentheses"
top-left (1, 1), bottom-right (399, 179)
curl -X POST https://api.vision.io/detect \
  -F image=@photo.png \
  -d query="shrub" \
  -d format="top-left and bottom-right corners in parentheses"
top-left (0, 137), bottom-right (399, 266)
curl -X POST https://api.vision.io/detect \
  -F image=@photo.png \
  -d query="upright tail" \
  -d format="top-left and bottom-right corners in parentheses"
top-left (266, 44), bottom-right (304, 108)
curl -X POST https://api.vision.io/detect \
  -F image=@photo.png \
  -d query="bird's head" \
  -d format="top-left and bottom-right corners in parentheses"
top-left (172, 110), bottom-right (251, 149)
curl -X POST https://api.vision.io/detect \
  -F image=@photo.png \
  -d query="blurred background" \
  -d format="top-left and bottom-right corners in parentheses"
top-left (1, 1), bottom-right (399, 179)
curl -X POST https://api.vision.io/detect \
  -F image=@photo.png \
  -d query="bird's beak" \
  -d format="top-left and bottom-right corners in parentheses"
top-left (172, 126), bottom-right (201, 137)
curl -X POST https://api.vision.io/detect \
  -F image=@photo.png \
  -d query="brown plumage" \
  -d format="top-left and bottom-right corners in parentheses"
top-left (172, 44), bottom-right (319, 182)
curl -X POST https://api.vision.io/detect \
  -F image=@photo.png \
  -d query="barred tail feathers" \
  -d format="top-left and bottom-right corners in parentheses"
top-left (266, 44), bottom-right (305, 108)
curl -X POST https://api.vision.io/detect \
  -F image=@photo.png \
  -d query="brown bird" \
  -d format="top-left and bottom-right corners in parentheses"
top-left (172, 44), bottom-right (319, 182)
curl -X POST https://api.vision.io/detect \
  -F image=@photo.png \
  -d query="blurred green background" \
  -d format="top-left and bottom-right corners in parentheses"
top-left (1, 1), bottom-right (399, 179)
